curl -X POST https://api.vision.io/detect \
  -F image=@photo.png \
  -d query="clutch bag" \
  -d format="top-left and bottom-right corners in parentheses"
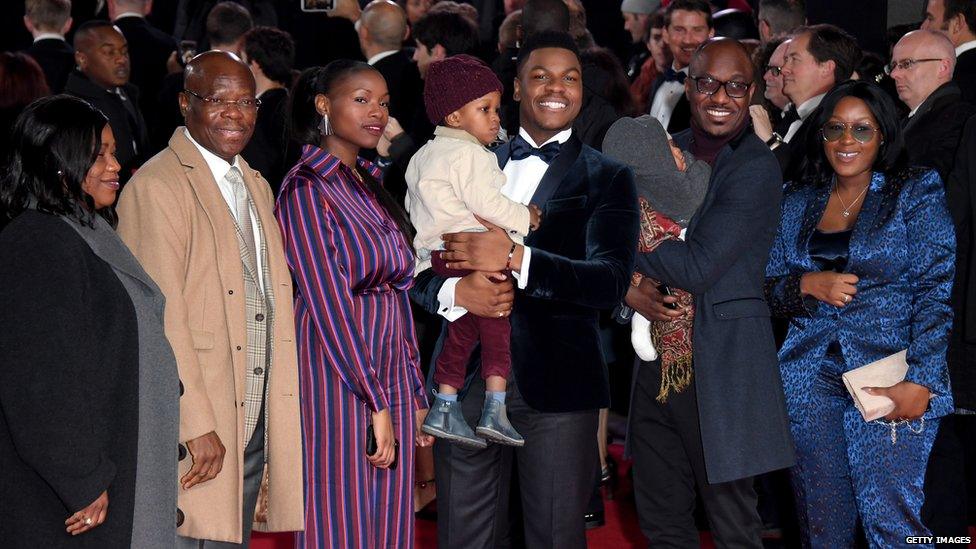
top-left (842, 350), bottom-right (908, 422)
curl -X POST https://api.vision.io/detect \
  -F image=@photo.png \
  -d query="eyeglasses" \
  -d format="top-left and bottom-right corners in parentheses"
top-left (766, 65), bottom-right (782, 77)
top-left (884, 58), bottom-right (943, 75)
top-left (688, 76), bottom-right (751, 98)
top-left (820, 121), bottom-right (880, 143)
top-left (183, 89), bottom-right (261, 110)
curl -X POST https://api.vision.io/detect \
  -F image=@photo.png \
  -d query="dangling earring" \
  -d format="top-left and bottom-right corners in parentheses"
top-left (318, 114), bottom-right (332, 136)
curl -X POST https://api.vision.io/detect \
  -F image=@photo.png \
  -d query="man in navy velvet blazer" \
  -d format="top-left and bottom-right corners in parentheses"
top-left (410, 31), bottom-right (639, 549)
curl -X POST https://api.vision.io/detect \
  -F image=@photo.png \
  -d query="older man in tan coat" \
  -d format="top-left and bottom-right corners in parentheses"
top-left (117, 51), bottom-right (303, 546)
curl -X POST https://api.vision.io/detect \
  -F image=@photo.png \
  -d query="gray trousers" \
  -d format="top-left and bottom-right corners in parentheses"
top-left (176, 403), bottom-right (266, 549)
top-left (434, 375), bottom-right (599, 549)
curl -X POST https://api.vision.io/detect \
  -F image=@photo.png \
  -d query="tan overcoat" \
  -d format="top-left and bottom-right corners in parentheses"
top-left (117, 129), bottom-right (304, 543)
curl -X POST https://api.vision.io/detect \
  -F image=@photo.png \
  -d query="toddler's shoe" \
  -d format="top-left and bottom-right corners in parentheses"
top-left (475, 397), bottom-right (524, 447)
top-left (422, 396), bottom-right (487, 449)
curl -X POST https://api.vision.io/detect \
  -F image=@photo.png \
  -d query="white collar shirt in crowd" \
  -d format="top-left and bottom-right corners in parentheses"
top-left (957, 40), bottom-right (976, 57)
top-left (434, 127), bottom-right (573, 321)
top-left (33, 32), bottom-right (66, 43)
top-left (113, 12), bottom-right (144, 21)
top-left (183, 128), bottom-right (266, 290)
top-left (367, 50), bottom-right (399, 65)
top-left (783, 93), bottom-right (826, 143)
top-left (648, 63), bottom-right (689, 129)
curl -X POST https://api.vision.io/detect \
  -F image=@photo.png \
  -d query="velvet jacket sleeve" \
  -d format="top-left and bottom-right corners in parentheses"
top-left (763, 185), bottom-right (815, 318)
top-left (524, 164), bottom-right (639, 308)
top-left (276, 174), bottom-right (390, 412)
top-left (409, 267), bottom-right (447, 315)
top-left (902, 170), bottom-right (955, 394)
top-left (638, 150), bottom-right (782, 295)
top-left (0, 224), bottom-right (115, 512)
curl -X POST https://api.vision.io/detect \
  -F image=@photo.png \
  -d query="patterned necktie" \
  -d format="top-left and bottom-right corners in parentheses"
top-left (510, 134), bottom-right (562, 163)
top-left (663, 67), bottom-right (687, 84)
top-left (225, 167), bottom-right (257, 274)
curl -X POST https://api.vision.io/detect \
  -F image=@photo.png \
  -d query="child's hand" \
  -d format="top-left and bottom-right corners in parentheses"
top-left (528, 204), bottom-right (542, 230)
top-left (668, 140), bottom-right (687, 172)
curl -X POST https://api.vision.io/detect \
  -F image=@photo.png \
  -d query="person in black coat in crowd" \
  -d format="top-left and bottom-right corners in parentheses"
top-left (0, 95), bottom-right (179, 549)
top-left (921, 0), bottom-right (976, 103)
top-left (241, 26), bottom-right (295, 196)
top-left (22, 0), bottom-right (75, 93)
top-left (65, 21), bottom-right (149, 184)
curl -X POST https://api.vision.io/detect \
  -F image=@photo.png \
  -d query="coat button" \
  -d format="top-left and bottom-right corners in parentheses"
top-left (178, 444), bottom-right (187, 461)
top-left (179, 380), bottom-right (184, 397)
top-left (255, 313), bottom-right (264, 321)
top-left (228, 290), bottom-right (234, 295)
top-left (176, 508), bottom-right (184, 527)
top-left (236, 345), bottom-right (242, 351)
top-left (254, 367), bottom-right (264, 375)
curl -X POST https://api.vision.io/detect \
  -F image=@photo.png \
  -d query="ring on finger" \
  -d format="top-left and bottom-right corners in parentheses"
top-left (843, 294), bottom-right (850, 303)
top-left (84, 517), bottom-right (92, 526)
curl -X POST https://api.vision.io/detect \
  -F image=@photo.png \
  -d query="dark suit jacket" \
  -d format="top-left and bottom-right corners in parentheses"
top-left (410, 135), bottom-right (640, 413)
top-left (114, 15), bottom-right (177, 145)
top-left (64, 71), bottom-right (149, 183)
top-left (773, 113), bottom-right (818, 183)
top-left (648, 74), bottom-right (691, 133)
top-left (903, 81), bottom-right (976, 183)
top-left (24, 38), bottom-right (75, 93)
top-left (241, 87), bottom-right (290, 197)
top-left (954, 48), bottom-right (976, 104)
top-left (372, 50), bottom-right (425, 136)
top-left (635, 128), bottom-right (794, 483)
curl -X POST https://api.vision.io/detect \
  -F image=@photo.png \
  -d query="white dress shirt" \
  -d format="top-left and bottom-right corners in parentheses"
top-left (32, 32), bottom-right (66, 43)
top-left (435, 127), bottom-right (573, 321)
top-left (648, 64), bottom-right (689, 129)
top-left (957, 40), bottom-right (976, 57)
top-left (783, 93), bottom-right (825, 143)
top-left (367, 50), bottom-right (399, 66)
top-left (113, 12), bottom-right (144, 21)
top-left (184, 129), bottom-right (266, 291)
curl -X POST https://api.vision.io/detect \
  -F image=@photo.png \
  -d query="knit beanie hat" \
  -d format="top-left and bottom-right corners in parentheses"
top-left (423, 54), bottom-right (504, 124)
top-left (620, 0), bottom-right (659, 15)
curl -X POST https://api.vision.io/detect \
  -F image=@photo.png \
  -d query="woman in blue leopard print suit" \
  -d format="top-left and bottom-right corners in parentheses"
top-left (765, 81), bottom-right (954, 548)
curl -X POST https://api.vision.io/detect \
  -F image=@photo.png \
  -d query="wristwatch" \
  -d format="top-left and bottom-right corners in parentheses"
top-left (765, 132), bottom-right (784, 150)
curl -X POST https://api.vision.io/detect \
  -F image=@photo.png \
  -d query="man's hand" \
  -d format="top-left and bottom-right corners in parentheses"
top-left (800, 271), bottom-right (858, 307)
top-left (528, 205), bottom-right (542, 231)
top-left (456, 271), bottom-right (514, 318)
top-left (181, 431), bottom-right (226, 490)
top-left (65, 491), bottom-right (108, 536)
top-left (749, 105), bottom-right (774, 142)
top-left (441, 217), bottom-right (516, 272)
top-left (625, 278), bottom-right (685, 322)
top-left (863, 381), bottom-right (932, 421)
top-left (330, 0), bottom-right (362, 22)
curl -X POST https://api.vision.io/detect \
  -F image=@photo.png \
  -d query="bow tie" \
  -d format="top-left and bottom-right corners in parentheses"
top-left (781, 106), bottom-right (800, 126)
top-left (663, 67), bottom-right (687, 84)
top-left (510, 134), bottom-right (562, 163)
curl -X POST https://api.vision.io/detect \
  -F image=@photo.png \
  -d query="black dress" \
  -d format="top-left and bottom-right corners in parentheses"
top-left (0, 211), bottom-right (140, 548)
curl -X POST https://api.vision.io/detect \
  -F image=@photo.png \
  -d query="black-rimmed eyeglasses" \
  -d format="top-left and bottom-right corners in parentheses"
top-left (884, 58), bottom-right (943, 75)
top-left (688, 76), bottom-right (752, 98)
top-left (183, 89), bottom-right (262, 110)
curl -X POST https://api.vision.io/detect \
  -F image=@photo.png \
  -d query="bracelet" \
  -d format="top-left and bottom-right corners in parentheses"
top-left (505, 243), bottom-right (518, 271)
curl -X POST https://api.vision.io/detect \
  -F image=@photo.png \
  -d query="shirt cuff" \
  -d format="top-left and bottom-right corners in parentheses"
top-left (511, 246), bottom-right (531, 290)
top-left (436, 276), bottom-right (468, 321)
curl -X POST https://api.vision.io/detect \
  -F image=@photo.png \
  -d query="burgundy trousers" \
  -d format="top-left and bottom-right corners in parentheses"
top-left (430, 251), bottom-right (511, 390)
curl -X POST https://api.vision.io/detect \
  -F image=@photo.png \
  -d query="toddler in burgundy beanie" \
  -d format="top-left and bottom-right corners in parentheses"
top-left (406, 54), bottom-right (540, 449)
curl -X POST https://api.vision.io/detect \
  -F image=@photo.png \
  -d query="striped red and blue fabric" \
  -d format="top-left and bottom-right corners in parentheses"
top-left (275, 144), bottom-right (427, 548)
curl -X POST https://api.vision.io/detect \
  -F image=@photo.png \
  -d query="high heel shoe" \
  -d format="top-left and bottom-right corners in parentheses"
top-left (600, 454), bottom-right (618, 500)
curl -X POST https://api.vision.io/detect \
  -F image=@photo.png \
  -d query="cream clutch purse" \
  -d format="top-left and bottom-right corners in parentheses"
top-left (842, 350), bottom-right (909, 421)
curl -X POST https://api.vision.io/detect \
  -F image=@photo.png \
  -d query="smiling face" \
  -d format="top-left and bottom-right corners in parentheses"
top-left (319, 68), bottom-right (390, 152)
top-left (823, 96), bottom-right (881, 181)
top-left (181, 61), bottom-right (258, 162)
top-left (514, 47), bottom-right (583, 144)
top-left (665, 9), bottom-right (714, 69)
top-left (81, 124), bottom-right (122, 209)
top-left (686, 41), bottom-right (755, 138)
top-left (77, 26), bottom-right (130, 89)
top-left (781, 32), bottom-right (835, 106)
top-left (764, 41), bottom-right (789, 109)
top-left (447, 91), bottom-right (502, 146)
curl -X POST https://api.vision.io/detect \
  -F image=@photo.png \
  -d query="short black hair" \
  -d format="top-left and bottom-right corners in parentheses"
top-left (243, 26), bottom-right (295, 87)
top-left (521, 0), bottom-right (570, 38)
top-left (412, 10), bottom-right (478, 57)
top-left (664, 0), bottom-right (713, 29)
top-left (206, 1), bottom-right (253, 47)
top-left (942, 0), bottom-right (976, 35)
top-left (799, 80), bottom-right (906, 188)
top-left (0, 95), bottom-right (114, 226)
top-left (795, 24), bottom-right (861, 84)
top-left (516, 30), bottom-right (580, 73)
top-left (73, 20), bottom-right (119, 50)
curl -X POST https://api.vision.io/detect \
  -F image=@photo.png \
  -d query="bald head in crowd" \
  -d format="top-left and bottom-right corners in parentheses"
top-left (890, 29), bottom-right (957, 111)
top-left (359, 0), bottom-right (408, 57)
top-left (180, 51), bottom-right (257, 162)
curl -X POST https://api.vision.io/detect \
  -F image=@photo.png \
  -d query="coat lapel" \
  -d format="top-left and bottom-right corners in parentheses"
top-left (845, 172), bottom-right (887, 272)
top-left (529, 135), bottom-right (583, 209)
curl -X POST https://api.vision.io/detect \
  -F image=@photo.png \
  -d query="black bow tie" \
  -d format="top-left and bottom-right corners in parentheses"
top-left (781, 106), bottom-right (800, 126)
top-left (510, 134), bottom-right (562, 163)
top-left (663, 67), bottom-right (687, 84)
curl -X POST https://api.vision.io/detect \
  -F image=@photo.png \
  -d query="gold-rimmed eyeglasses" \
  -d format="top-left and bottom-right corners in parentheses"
top-left (884, 58), bottom-right (943, 75)
top-left (183, 89), bottom-right (262, 110)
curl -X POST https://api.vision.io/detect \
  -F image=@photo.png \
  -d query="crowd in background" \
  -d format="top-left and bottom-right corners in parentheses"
top-left (2, 0), bottom-right (976, 548)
